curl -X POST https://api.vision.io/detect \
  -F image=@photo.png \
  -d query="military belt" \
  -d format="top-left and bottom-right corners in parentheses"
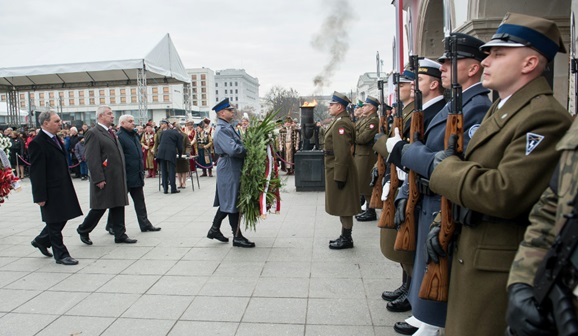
top-left (323, 150), bottom-right (334, 156)
top-left (219, 154), bottom-right (229, 157)
top-left (453, 205), bottom-right (530, 227)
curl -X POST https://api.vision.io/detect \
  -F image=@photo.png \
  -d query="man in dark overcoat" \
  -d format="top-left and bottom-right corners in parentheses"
top-left (324, 91), bottom-right (360, 250)
top-left (105, 114), bottom-right (161, 234)
top-left (206, 98), bottom-right (255, 248)
top-left (155, 121), bottom-right (183, 194)
top-left (429, 13), bottom-right (573, 335)
top-left (29, 111), bottom-right (82, 265)
top-left (76, 105), bottom-right (136, 245)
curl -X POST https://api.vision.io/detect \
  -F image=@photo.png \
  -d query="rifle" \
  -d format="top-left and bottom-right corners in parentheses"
top-left (370, 52), bottom-right (388, 210)
top-left (419, 3), bottom-right (464, 301)
top-left (394, 55), bottom-right (422, 252)
top-left (378, 72), bottom-right (403, 229)
top-left (531, 194), bottom-right (578, 336)
top-left (572, 13), bottom-right (577, 116)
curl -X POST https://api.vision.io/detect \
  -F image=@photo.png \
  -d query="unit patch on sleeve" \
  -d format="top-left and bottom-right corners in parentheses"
top-left (468, 124), bottom-right (481, 138)
top-left (526, 132), bottom-right (544, 155)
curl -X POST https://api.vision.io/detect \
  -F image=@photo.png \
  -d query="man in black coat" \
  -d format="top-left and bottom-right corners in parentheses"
top-left (29, 111), bottom-right (83, 265)
top-left (105, 115), bottom-right (161, 233)
top-left (155, 120), bottom-right (183, 194)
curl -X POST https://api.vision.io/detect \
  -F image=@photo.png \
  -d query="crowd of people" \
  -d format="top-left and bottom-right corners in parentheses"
top-left (2, 11), bottom-right (577, 336)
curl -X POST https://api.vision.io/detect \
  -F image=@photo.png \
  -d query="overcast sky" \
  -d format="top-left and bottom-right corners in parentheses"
top-left (0, 0), bottom-right (397, 97)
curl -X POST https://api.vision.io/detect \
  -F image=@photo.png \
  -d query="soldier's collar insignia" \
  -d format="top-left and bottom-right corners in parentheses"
top-left (526, 132), bottom-right (544, 155)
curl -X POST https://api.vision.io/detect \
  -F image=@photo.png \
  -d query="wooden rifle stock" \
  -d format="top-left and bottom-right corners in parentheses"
top-left (378, 112), bottom-right (402, 229)
top-left (369, 113), bottom-right (388, 209)
top-left (418, 113), bottom-right (464, 302)
top-left (394, 111), bottom-right (422, 251)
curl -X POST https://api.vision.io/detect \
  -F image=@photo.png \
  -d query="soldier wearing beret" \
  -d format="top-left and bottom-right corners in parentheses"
top-left (325, 91), bottom-right (360, 249)
top-left (428, 13), bottom-right (573, 335)
top-left (355, 96), bottom-right (380, 222)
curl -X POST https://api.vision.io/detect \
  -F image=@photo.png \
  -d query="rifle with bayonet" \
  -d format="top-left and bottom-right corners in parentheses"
top-left (378, 72), bottom-right (403, 229)
top-left (370, 52), bottom-right (388, 210)
top-left (394, 54), bottom-right (422, 251)
top-left (419, 5), bottom-right (464, 300)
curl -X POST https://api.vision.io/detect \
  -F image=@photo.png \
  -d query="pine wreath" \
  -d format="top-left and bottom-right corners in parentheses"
top-left (237, 111), bottom-right (281, 231)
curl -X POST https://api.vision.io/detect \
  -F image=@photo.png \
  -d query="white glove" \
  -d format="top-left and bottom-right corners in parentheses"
top-left (386, 127), bottom-right (402, 153)
top-left (381, 181), bottom-right (390, 201)
top-left (397, 167), bottom-right (407, 181)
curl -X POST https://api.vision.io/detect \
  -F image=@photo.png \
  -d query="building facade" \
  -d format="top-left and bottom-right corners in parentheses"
top-left (214, 69), bottom-right (260, 114)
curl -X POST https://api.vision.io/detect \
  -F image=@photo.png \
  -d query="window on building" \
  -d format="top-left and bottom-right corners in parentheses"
top-left (99, 98), bottom-right (105, 104)
top-left (49, 92), bottom-right (55, 98)
top-left (163, 86), bottom-right (169, 93)
top-left (202, 100), bottom-right (206, 106)
top-left (110, 97), bottom-right (115, 104)
top-left (202, 94), bottom-right (206, 99)
top-left (19, 93), bottom-right (25, 100)
top-left (230, 82), bottom-right (232, 86)
top-left (201, 81), bottom-right (206, 86)
top-left (39, 93), bottom-right (45, 99)
top-left (68, 91), bottom-right (74, 97)
top-left (235, 82), bottom-right (238, 86)
top-left (30, 93), bottom-right (35, 99)
top-left (130, 96), bottom-right (136, 103)
top-left (120, 89), bottom-right (126, 95)
top-left (192, 75), bottom-right (197, 80)
top-left (69, 99), bottom-right (74, 105)
top-left (79, 98), bottom-right (85, 105)
top-left (49, 99), bottom-right (54, 106)
top-left (235, 97), bottom-right (238, 101)
top-left (163, 95), bottom-right (169, 102)
top-left (99, 90), bottom-right (105, 96)
top-left (20, 101), bottom-right (25, 108)
top-left (89, 98), bottom-right (95, 105)
top-left (201, 74), bottom-right (206, 80)
top-left (201, 88), bottom-right (206, 93)
top-left (121, 97), bottom-right (126, 103)
top-left (216, 90), bottom-right (218, 95)
top-left (89, 90), bottom-right (94, 97)
top-left (130, 88), bottom-right (136, 95)
top-left (193, 100), bottom-right (198, 105)
top-left (225, 90), bottom-right (228, 94)
top-left (215, 83), bottom-right (218, 87)
top-left (0, 95), bottom-right (5, 102)
top-left (224, 82), bottom-right (227, 87)
top-left (152, 87), bottom-right (158, 94)
top-left (109, 89), bottom-right (115, 96)
top-left (192, 82), bottom-right (197, 87)
top-left (192, 88), bottom-right (197, 93)
top-left (235, 89), bottom-right (238, 94)
top-left (59, 91), bottom-right (64, 98)
top-left (152, 96), bottom-right (158, 102)
top-left (78, 91), bottom-right (84, 97)
top-left (216, 97), bottom-right (219, 102)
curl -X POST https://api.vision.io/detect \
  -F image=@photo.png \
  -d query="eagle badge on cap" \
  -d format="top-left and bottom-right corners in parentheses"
top-left (526, 132), bottom-right (544, 155)
top-left (338, 128), bottom-right (345, 135)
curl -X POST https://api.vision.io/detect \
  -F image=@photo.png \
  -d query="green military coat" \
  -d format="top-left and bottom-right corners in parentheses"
top-left (324, 111), bottom-right (360, 216)
top-left (429, 77), bottom-right (573, 336)
top-left (354, 112), bottom-right (379, 197)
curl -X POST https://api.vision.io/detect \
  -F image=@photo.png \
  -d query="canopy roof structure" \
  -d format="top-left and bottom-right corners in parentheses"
top-left (0, 34), bottom-right (191, 124)
top-left (0, 33), bottom-right (189, 91)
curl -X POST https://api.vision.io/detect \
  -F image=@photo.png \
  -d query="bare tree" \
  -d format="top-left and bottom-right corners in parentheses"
top-left (264, 86), bottom-right (301, 120)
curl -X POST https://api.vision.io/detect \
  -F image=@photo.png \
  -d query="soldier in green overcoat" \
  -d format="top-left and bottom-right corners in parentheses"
top-left (428, 13), bottom-right (573, 335)
top-left (325, 91), bottom-right (360, 249)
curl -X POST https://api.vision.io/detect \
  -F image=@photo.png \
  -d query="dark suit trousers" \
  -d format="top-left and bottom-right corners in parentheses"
top-left (106, 187), bottom-right (152, 231)
top-left (159, 159), bottom-right (176, 192)
top-left (78, 207), bottom-right (126, 239)
top-left (35, 221), bottom-right (69, 260)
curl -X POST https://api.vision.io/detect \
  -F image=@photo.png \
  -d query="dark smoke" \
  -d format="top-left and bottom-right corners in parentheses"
top-left (311, 0), bottom-right (355, 93)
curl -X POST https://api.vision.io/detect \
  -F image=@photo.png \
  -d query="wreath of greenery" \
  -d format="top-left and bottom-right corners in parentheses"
top-left (237, 111), bottom-right (281, 231)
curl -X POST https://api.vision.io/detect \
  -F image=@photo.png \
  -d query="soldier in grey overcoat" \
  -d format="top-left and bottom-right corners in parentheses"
top-left (207, 98), bottom-right (255, 248)
top-left (76, 106), bottom-right (136, 245)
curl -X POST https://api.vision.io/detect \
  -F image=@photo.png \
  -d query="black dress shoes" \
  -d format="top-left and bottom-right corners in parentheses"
top-left (329, 235), bottom-right (354, 249)
top-left (357, 208), bottom-right (377, 221)
top-left (393, 322), bottom-right (419, 335)
top-left (207, 227), bottom-right (229, 242)
top-left (386, 291), bottom-right (412, 312)
top-left (115, 237), bottom-right (138, 244)
top-left (31, 240), bottom-right (53, 257)
top-left (141, 226), bottom-right (161, 232)
top-left (107, 228), bottom-right (114, 235)
top-left (164, 191), bottom-right (168, 194)
top-left (77, 229), bottom-right (93, 245)
top-left (232, 236), bottom-right (255, 248)
top-left (171, 190), bottom-right (180, 194)
top-left (382, 283), bottom-right (406, 301)
top-left (56, 257), bottom-right (79, 265)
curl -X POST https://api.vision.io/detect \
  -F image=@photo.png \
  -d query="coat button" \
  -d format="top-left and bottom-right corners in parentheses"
top-left (458, 259), bottom-right (464, 264)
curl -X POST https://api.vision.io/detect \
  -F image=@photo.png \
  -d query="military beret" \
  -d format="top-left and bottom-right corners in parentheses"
top-left (438, 32), bottom-right (487, 62)
top-left (480, 12), bottom-right (565, 61)
top-left (329, 91), bottom-right (351, 107)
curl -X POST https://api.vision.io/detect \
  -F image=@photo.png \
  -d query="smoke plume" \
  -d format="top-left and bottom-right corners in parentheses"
top-left (311, 0), bottom-right (355, 94)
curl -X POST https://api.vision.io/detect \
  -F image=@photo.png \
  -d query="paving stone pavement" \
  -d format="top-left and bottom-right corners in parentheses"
top-left (0, 173), bottom-right (407, 336)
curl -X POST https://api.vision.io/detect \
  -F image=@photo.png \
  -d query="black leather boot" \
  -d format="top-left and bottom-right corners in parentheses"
top-left (381, 282), bottom-right (407, 301)
top-left (329, 228), bottom-right (354, 249)
top-left (355, 209), bottom-right (367, 219)
top-left (230, 213), bottom-right (255, 248)
top-left (357, 208), bottom-right (377, 222)
top-left (207, 226), bottom-right (228, 242)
